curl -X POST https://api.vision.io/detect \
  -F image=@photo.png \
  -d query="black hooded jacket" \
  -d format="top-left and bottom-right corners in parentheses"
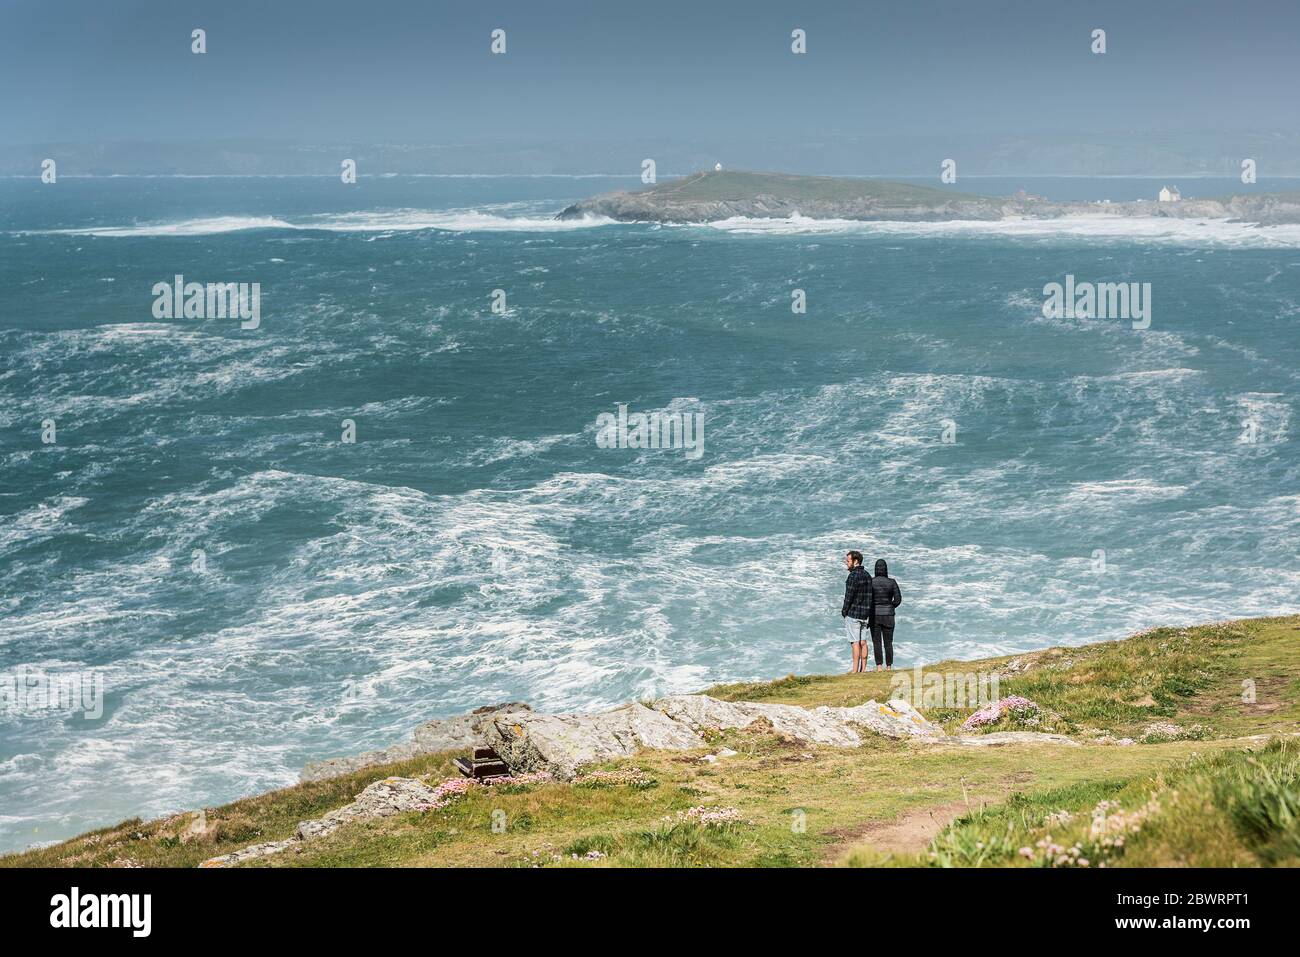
top-left (841, 565), bottom-right (872, 620)
top-left (867, 559), bottom-right (902, 622)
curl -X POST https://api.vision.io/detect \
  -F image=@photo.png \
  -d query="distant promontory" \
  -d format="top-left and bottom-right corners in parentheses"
top-left (558, 170), bottom-right (1300, 225)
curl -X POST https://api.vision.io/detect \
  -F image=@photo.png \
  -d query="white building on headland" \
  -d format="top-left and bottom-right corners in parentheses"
top-left (714, 163), bottom-right (722, 171)
top-left (1158, 185), bottom-right (1181, 202)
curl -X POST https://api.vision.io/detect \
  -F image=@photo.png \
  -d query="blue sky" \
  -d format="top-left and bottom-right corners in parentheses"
top-left (4, 0), bottom-right (1298, 145)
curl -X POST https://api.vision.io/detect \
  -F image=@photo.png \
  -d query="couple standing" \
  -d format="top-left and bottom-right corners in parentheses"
top-left (841, 551), bottom-right (902, 673)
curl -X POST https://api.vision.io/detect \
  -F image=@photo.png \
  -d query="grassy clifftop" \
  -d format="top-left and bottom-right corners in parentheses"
top-left (6, 616), bottom-right (1298, 868)
top-left (637, 170), bottom-right (981, 205)
top-left (560, 170), bottom-right (1300, 224)
top-left (558, 168), bottom-right (1003, 221)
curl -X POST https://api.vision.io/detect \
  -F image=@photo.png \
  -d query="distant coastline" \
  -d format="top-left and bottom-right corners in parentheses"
top-left (559, 169), bottom-right (1300, 225)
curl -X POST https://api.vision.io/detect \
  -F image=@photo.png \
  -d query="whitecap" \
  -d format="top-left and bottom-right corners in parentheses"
top-left (699, 214), bottom-right (1300, 248)
top-left (23, 208), bottom-right (617, 237)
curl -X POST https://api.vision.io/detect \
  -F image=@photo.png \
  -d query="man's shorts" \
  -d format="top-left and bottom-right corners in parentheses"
top-left (844, 617), bottom-right (870, 643)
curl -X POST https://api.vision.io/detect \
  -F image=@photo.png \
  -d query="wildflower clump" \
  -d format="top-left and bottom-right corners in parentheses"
top-left (1139, 722), bottom-right (1210, 744)
top-left (1016, 795), bottom-right (1163, 867)
top-left (960, 695), bottom-right (1045, 732)
top-left (574, 768), bottom-right (658, 790)
top-left (484, 771), bottom-right (554, 786)
top-left (670, 805), bottom-right (747, 828)
top-left (426, 777), bottom-right (474, 809)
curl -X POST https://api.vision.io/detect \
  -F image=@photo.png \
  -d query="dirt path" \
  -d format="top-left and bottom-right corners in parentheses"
top-left (821, 800), bottom-right (972, 864)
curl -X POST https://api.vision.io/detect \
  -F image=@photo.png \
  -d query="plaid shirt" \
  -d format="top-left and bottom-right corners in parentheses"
top-left (841, 567), bottom-right (872, 619)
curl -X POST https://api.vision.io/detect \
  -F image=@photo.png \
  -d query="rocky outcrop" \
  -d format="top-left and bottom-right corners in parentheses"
top-left (928, 731), bottom-right (1080, 748)
top-left (299, 702), bottom-right (531, 783)
top-left (200, 837), bottom-right (297, 867)
top-left (560, 191), bottom-right (1008, 224)
top-left (829, 700), bottom-right (946, 739)
top-left (218, 691), bottom-right (1081, 866)
top-left (480, 703), bottom-right (706, 780)
top-left (298, 693), bottom-right (976, 787)
top-left (557, 170), bottom-right (1300, 225)
top-left (650, 694), bottom-right (940, 747)
top-left (294, 777), bottom-right (454, 841)
top-left (202, 776), bottom-right (469, 867)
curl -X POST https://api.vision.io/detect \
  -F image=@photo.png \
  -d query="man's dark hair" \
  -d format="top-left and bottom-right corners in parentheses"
top-left (847, 550), bottom-right (863, 566)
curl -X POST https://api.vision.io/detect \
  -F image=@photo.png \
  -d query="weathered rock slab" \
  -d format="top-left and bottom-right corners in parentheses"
top-left (826, 699), bottom-right (943, 739)
top-left (481, 703), bottom-right (705, 780)
top-left (296, 777), bottom-right (447, 841)
top-left (929, 731), bottom-right (1080, 748)
top-left (650, 694), bottom-right (942, 745)
top-left (202, 776), bottom-right (460, 866)
top-left (412, 701), bottom-right (532, 752)
top-left (199, 839), bottom-right (296, 867)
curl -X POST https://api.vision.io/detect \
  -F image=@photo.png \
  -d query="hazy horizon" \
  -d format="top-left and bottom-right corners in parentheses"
top-left (5, 0), bottom-right (1300, 176)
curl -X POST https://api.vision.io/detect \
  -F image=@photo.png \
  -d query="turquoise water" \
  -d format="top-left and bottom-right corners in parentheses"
top-left (1, 175), bottom-right (1298, 850)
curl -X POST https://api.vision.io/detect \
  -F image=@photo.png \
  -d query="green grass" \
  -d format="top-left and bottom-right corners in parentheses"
top-left (861, 738), bottom-right (1300, 868)
top-left (6, 615), bottom-right (1298, 868)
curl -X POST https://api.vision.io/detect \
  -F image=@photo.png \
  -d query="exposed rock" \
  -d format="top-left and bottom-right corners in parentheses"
top-left (299, 692), bottom-right (945, 794)
top-left (299, 702), bottom-right (531, 783)
top-left (200, 839), bottom-right (296, 867)
top-left (651, 694), bottom-right (853, 745)
top-left (412, 702), bottom-right (531, 752)
top-left (201, 776), bottom-right (466, 866)
top-left (203, 689), bottom-right (1085, 866)
top-left (481, 703), bottom-right (705, 780)
top-left (1080, 729), bottom-right (1136, 746)
top-left (650, 694), bottom-right (768, 736)
top-left (296, 777), bottom-right (448, 841)
top-left (929, 731), bottom-right (1080, 747)
top-left (829, 699), bottom-right (943, 739)
top-left (650, 694), bottom-right (941, 746)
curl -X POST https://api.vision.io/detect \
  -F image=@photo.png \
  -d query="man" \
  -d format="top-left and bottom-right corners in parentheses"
top-left (840, 551), bottom-right (872, 673)
top-left (867, 558), bottom-right (902, 671)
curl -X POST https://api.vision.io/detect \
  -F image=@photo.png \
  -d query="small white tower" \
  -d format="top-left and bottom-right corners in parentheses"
top-left (714, 162), bottom-right (722, 172)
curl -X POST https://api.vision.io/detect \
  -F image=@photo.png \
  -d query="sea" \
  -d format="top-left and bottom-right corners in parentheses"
top-left (1, 173), bottom-right (1297, 851)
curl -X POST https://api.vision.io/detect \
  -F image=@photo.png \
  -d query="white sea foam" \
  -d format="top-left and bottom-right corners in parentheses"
top-left (43, 215), bottom-right (297, 237)
top-left (302, 208), bottom-right (616, 233)
top-left (30, 207), bottom-right (1300, 245)
top-left (26, 207), bottom-right (616, 237)
top-left (1062, 479), bottom-right (1188, 504)
top-left (701, 214), bottom-right (1300, 247)
top-left (0, 497), bottom-right (89, 550)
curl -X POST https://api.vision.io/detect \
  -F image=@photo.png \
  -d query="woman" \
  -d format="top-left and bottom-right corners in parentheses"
top-left (867, 559), bottom-right (902, 671)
